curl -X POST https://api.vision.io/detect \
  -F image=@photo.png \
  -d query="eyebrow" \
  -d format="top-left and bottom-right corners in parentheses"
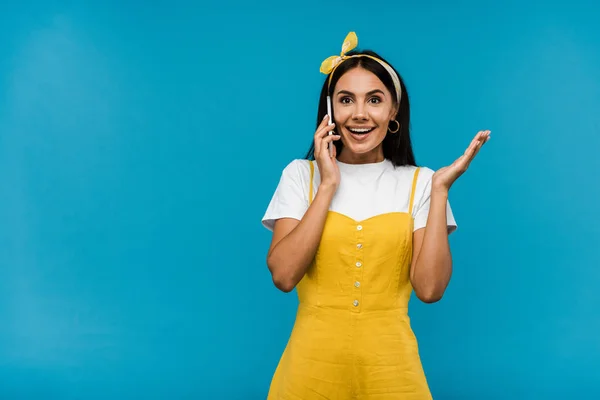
top-left (336, 89), bottom-right (386, 97)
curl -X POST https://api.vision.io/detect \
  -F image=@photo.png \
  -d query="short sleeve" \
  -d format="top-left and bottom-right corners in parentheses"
top-left (261, 159), bottom-right (311, 231)
top-left (412, 167), bottom-right (457, 234)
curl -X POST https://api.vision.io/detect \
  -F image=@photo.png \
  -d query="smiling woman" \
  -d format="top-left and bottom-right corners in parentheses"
top-left (261, 32), bottom-right (490, 399)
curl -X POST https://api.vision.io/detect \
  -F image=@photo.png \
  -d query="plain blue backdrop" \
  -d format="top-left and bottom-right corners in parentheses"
top-left (1, 1), bottom-right (599, 399)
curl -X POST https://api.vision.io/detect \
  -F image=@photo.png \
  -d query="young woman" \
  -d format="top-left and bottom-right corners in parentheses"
top-left (261, 32), bottom-right (490, 399)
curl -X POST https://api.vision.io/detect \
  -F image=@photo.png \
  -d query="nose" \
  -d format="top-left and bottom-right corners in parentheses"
top-left (352, 103), bottom-right (368, 120)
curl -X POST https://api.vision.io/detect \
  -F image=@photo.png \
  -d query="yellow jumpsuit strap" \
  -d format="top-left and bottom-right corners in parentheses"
top-left (408, 167), bottom-right (421, 215)
top-left (308, 160), bottom-right (315, 205)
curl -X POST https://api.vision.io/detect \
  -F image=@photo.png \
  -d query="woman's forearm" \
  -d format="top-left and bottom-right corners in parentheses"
top-left (267, 184), bottom-right (336, 292)
top-left (411, 189), bottom-right (453, 303)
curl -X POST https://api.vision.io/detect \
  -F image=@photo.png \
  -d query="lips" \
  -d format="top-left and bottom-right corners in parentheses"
top-left (347, 127), bottom-right (375, 134)
top-left (346, 126), bottom-right (376, 141)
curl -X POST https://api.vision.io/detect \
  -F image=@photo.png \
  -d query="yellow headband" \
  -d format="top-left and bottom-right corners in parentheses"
top-left (320, 32), bottom-right (402, 106)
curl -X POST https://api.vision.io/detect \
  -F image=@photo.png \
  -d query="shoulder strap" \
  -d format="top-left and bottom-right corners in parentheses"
top-left (408, 167), bottom-right (420, 215)
top-left (308, 160), bottom-right (314, 205)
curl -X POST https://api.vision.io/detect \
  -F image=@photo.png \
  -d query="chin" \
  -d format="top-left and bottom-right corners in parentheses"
top-left (343, 137), bottom-right (382, 152)
top-left (341, 143), bottom-right (378, 156)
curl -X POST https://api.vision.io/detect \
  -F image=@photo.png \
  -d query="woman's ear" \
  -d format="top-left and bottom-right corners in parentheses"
top-left (391, 103), bottom-right (400, 120)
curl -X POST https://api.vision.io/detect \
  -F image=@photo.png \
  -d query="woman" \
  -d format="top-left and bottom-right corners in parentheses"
top-left (261, 32), bottom-right (490, 399)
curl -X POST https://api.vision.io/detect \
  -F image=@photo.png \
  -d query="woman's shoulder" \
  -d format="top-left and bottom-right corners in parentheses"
top-left (415, 165), bottom-right (435, 181)
top-left (280, 158), bottom-right (313, 175)
top-left (276, 158), bottom-right (315, 184)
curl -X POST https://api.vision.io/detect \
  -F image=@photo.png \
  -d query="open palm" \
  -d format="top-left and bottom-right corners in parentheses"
top-left (432, 130), bottom-right (491, 192)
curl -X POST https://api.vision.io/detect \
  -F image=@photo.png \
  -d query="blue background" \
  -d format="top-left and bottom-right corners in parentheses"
top-left (1, 1), bottom-right (599, 399)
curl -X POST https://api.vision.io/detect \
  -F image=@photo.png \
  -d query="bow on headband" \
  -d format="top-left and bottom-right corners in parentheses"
top-left (319, 31), bottom-right (402, 105)
top-left (319, 32), bottom-right (359, 75)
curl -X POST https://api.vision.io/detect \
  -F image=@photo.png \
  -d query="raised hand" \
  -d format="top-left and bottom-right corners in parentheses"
top-left (432, 130), bottom-right (491, 193)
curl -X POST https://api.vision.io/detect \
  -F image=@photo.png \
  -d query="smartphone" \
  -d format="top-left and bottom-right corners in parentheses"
top-left (326, 96), bottom-right (334, 157)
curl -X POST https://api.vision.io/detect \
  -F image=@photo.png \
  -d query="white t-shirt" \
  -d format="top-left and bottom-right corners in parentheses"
top-left (262, 158), bottom-right (457, 233)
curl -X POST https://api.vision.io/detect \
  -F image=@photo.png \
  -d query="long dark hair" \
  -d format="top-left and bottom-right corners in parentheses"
top-left (304, 49), bottom-right (416, 167)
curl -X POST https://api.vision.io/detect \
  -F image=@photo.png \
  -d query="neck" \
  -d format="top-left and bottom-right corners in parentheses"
top-left (337, 147), bottom-right (385, 165)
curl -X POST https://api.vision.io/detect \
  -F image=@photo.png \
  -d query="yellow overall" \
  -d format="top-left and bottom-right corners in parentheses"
top-left (267, 161), bottom-right (432, 399)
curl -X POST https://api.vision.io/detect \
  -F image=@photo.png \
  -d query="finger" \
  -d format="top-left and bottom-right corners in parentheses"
top-left (315, 122), bottom-right (336, 139)
top-left (317, 114), bottom-right (330, 131)
top-left (471, 131), bottom-right (485, 147)
top-left (470, 141), bottom-right (484, 160)
top-left (314, 117), bottom-right (331, 148)
top-left (473, 130), bottom-right (491, 152)
top-left (322, 133), bottom-right (341, 144)
top-left (314, 132), bottom-right (321, 156)
top-left (460, 145), bottom-right (480, 168)
top-left (466, 131), bottom-right (488, 157)
top-left (464, 137), bottom-right (479, 158)
top-left (318, 114), bottom-right (335, 133)
top-left (317, 134), bottom-right (341, 159)
top-left (465, 140), bottom-right (482, 162)
top-left (463, 132), bottom-right (482, 156)
top-left (465, 131), bottom-right (489, 163)
top-left (315, 124), bottom-right (336, 156)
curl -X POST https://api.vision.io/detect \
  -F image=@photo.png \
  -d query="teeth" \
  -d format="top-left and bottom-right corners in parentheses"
top-left (349, 128), bottom-right (374, 133)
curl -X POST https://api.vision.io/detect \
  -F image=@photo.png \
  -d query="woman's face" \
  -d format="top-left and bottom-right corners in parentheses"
top-left (332, 66), bottom-right (397, 164)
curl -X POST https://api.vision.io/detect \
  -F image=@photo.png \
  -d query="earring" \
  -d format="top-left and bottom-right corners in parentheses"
top-left (388, 119), bottom-right (400, 133)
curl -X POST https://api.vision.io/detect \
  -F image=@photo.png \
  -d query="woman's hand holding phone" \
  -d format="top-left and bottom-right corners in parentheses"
top-left (313, 114), bottom-right (341, 190)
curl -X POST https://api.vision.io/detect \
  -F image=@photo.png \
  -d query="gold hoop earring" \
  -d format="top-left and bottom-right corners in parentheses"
top-left (388, 119), bottom-right (400, 134)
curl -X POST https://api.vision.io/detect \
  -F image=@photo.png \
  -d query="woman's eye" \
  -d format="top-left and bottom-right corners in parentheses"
top-left (339, 96), bottom-right (381, 104)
